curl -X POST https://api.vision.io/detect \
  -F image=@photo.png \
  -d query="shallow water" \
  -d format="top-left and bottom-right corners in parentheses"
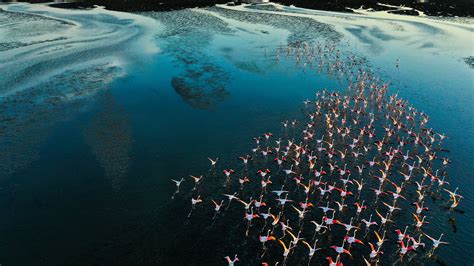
top-left (0, 3), bottom-right (472, 265)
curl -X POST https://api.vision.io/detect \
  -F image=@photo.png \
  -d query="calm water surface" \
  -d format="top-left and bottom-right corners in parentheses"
top-left (0, 3), bottom-right (472, 265)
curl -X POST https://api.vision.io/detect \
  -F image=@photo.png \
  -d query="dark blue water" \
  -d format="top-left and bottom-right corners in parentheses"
top-left (0, 3), bottom-right (472, 266)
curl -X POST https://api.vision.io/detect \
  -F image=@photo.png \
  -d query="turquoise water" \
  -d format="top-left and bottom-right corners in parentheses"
top-left (0, 3), bottom-right (473, 265)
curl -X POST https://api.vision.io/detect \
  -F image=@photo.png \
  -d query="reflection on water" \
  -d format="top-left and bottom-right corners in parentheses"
top-left (172, 74), bottom-right (229, 110)
top-left (0, 4), bottom-right (159, 97)
top-left (463, 56), bottom-right (474, 68)
top-left (210, 6), bottom-right (342, 44)
top-left (84, 92), bottom-right (131, 191)
top-left (143, 9), bottom-right (233, 109)
top-left (0, 62), bottom-right (120, 181)
top-left (0, 2), bottom-right (472, 266)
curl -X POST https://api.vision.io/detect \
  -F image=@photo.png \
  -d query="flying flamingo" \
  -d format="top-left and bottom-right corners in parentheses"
top-left (374, 230), bottom-right (387, 248)
top-left (208, 157), bottom-right (218, 171)
top-left (302, 239), bottom-right (321, 265)
top-left (224, 254), bottom-right (239, 266)
top-left (211, 199), bottom-right (224, 219)
top-left (238, 155), bottom-right (251, 170)
top-left (291, 205), bottom-right (307, 222)
top-left (223, 193), bottom-right (240, 210)
top-left (410, 235), bottom-right (426, 250)
top-left (223, 169), bottom-right (235, 184)
top-left (244, 208), bottom-right (259, 236)
top-left (398, 239), bottom-right (415, 260)
top-left (238, 197), bottom-right (254, 212)
top-left (395, 226), bottom-right (409, 241)
top-left (330, 239), bottom-right (352, 257)
top-left (368, 242), bottom-right (383, 259)
top-left (361, 214), bottom-right (378, 230)
top-left (413, 202), bottom-right (429, 215)
top-left (326, 255), bottom-right (343, 266)
top-left (259, 230), bottom-right (276, 257)
top-left (287, 229), bottom-right (304, 247)
top-left (187, 195), bottom-right (203, 218)
top-left (345, 230), bottom-right (364, 246)
top-left (189, 175), bottom-right (203, 191)
top-left (277, 239), bottom-right (291, 266)
top-left (272, 185), bottom-right (289, 198)
top-left (310, 218), bottom-right (328, 238)
top-left (170, 178), bottom-right (184, 199)
top-left (238, 176), bottom-right (250, 190)
top-left (413, 213), bottom-right (429, 229)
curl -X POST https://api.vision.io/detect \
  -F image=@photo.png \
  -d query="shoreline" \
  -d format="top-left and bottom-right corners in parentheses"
top-left (3, 1), bottom-right (471, 17)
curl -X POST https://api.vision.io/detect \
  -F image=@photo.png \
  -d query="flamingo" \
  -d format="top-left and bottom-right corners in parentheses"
top-left (345, 230), bottom-right (364, 245)
top-left (299, 198), bottom-right (313, 210)
top-left (189, 175), bottom-right (203, 191)
top-left (224, 254), bottom-right (239, 266)
top-left (283, 165), bottom-right (296, 177)
top-left (319, 202), bottom-right (335, 214)
top-left (261, 177), bottom-right (272, 193)
top-left (260, 207), bottom-right (273, 225)
top-left (208, 157), bottom-right (218, 170)
top-left (354, 200), bottom-right (366, 214)
top-left (413, 201), bottom-right (429, 215)
top-left (449, 193), bottom-right (462, 209)
top-left (382, 201), bottom-right (401, 214)
top-left (274, 156), bottom-right (286, 167)
top-left (302, 240), bottom-right (321, 265)
top-left (271, 212), bottom-right (281, 232)
top-left (287, 229), bottom-right (304, 246)
top-left (272, 185), bottom-right (289, 198)
top-left (211, 199), bottom-right (224, 219)
top-left (354, 178), bottom-right (364, 194)
top-left (280, 219), bottom-right (293, 236)
top-left (326, 255), bottom-right (343, 266)
top-left (170, 178), bottom-right (184, 199)
top-left (188, 195), bottom-right (203, 217)
top-left (291, 205), bottom-right (307, 221)
top-left (238, 155), bottom-right (251, 169)
top-left (398, 239), bottom-right (415, 260)
top-left (276, 194), bottom-right (293, 208)
top-left (394, 226), bottom-right (409, 241)
top-left (323, 212), bottom-right (342, 228)
top-left (238, 197), bottom-right (254, 211)
top-left (368, 242), bottom-right (383, 259)
top-left (223, 193), bottom-right (240, 210)
top-left (223, 169), bottom-right (235, 184)
top-left (410, 235), bottom-right (426, 250)
top-left (277, 239), bottom-right (291, 265)
top-left (330, 239), bottom-right (352, 257)
top-left (413, 213), bottom-right (429, 229)
top-left (335, 201), bottom-right (347, 212)
top-left (257, 169), bottom-right (271, 178)
top-left (244, 208), bottom-right (259, 235)
top-left (374, 230), bottom-right (387, 248)
top-left (340, 217), bottom-right (359, 232)
top-left (238, 176), bottom-right (250, 189)
top-left (310, 218), bottom-right (328, 237)
top-left (254, 195), bottom-right (266, 209)
top-left (361, 214), bottom-right (378, 230)
top-left (259, 230), bottom-right (276, 248)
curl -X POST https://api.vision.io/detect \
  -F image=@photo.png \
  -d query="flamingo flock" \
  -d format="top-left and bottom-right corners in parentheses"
top-left (169, 41), bottom-right (461, 265)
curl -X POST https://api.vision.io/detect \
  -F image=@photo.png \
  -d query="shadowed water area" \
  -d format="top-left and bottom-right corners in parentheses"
top-left (0, 3), bottom-right (472, 266)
